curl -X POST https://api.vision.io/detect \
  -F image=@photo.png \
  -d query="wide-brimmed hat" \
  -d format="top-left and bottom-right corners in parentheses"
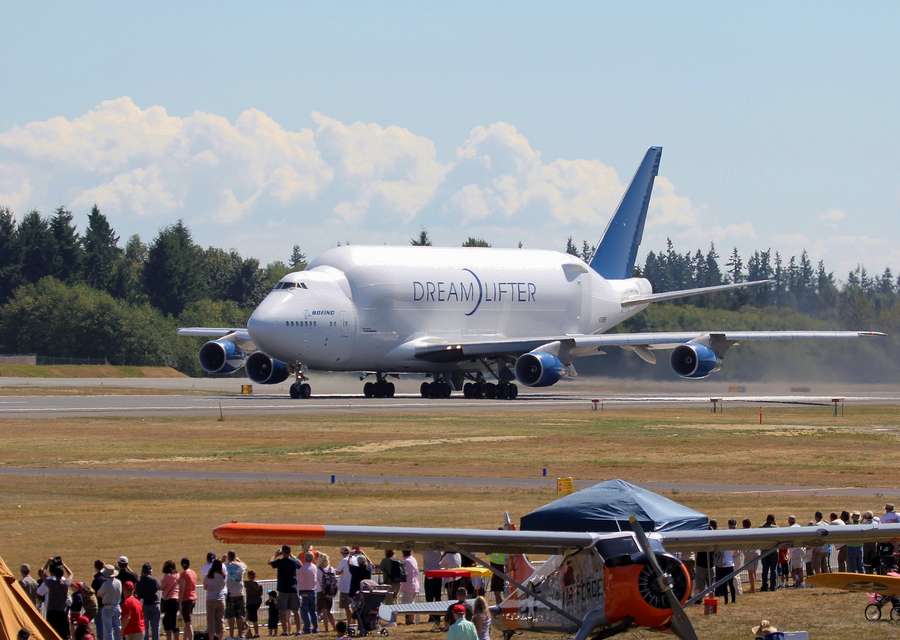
top-left (751, 619), bottom-right (778, 634)
top-left (101, 564), bottom-right (116, 578)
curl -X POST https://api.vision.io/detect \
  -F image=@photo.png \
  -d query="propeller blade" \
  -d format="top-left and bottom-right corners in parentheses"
top-left (628, 516), bottom-right (698, 640)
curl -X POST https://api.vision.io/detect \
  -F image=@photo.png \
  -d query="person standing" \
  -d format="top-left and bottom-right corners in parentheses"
top-left (472, 597), bottom-right (490, 640)
top-left (224, 551), bottom-right (247, 639)
top-left (714, 549), bottom-right (736, 604)
top-left (740, 520), bottom-right (759, 593)
top-left (316, 555), bottom-right (337, 634)
top-left (422, 550), bottom-right (443, 625)
top-left (97, 565), bottom-right (123, 640)
top-left (177, 559), bottom-right (196, 640)
top-left (268, 545), bottom-right (300, 635)
top-left (203, 560), bottom-right (227, 640)
top-left (160, 561), bottom-right (180, 640)
top-left (439, 552), bottom-right (462, 600)
top-left (116, 559), bottom-right (139, 596)
top-left (487, 548), bottom-right (506, 606)
top-left (760, 515), bottom-right (778, 592)
top-left (244, 570), bottom-right (262, 639)
top-left (348, 548), bottom-right (372, 598)
top-left (18, 564), bottom-right (39, 606)
top-left (446, 605), bottom-right (477, 640)
top-left (92, 561), bottom-right (107, 640)
top-left (399, 550), bottom-right (420, 625)
top-left (379, 551), bottom-right (402, 604)
top-left (882, 503), bottom-right (899, 523)
top-left (812, 512), bottom-right (830, 574)
top-left (38, 557), bottom-right (74, 640)
top-left (137, 564), bottom-right (160, 640)
top-left (121, 582), bottom-right (145, 640)
top-left (786, 516), bottom-right (805, 587)
top-left (335, 547), bottom-right (352, 626)
top-left (296, 552), bottom-right (318, 635)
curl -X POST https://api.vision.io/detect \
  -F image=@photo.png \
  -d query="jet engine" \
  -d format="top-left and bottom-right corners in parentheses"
top-left (514, 351), bottom-right (565, 387)
top-left (246, 352), bottom-right (290, 384)
top-left (199, 339), bottom-right (245, 374)
top-left (603, 551), bottom-right (692, 632)
top-left (670, 342), bottom-right (721, 379)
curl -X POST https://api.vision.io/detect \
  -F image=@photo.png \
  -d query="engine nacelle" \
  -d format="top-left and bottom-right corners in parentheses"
top-left (670, 342), bottom-right (721, 379)
top-left (245, 352), bottom-right (290, 385)
top-left (515, 351), bottom-right (565, 387)
top-left (199, 339), bottom-right (244, 374)
top-left (604, 552), bottom-right (691, 631)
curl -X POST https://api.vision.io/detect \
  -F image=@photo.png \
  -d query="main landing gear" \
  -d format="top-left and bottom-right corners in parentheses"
top-left (289, 366), bottom-right (311, 399)
top-left (420, 379), bottom-right (452, 399)
top-left (463, 380), bottom-right (518, 400)
top-left (363, 373), bottom-right (395, 398)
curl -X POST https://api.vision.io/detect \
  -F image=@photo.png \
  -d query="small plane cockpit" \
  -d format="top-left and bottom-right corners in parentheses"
top-left (272, 281), bottom-right (308, 290)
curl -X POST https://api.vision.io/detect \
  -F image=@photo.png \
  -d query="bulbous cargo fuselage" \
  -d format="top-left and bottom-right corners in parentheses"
top-left (247, 245), bottom-right (650, 372)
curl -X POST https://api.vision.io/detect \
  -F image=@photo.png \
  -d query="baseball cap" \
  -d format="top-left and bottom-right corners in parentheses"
top-left (117, 555), bottom-right (129, 565)
top-left (76, 616), bottom-right (91, 627)
top-left (452, 604), bottom-right (466, 614)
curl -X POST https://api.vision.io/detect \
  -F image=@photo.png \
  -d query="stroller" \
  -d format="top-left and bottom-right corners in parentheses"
top-left (350, 579), bottom-right (392, 636)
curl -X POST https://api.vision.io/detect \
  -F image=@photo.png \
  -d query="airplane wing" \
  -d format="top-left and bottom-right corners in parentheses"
top-left (654, 523), bottom-right (900, 553)
top-left (213, 522), bottom-right (601, 554)
top-left (176, 327), bottom-right (256, 351)
top-left (413, 330), bottom-right (885, 362)
top-left (213, 522), bottom-right (900, 555)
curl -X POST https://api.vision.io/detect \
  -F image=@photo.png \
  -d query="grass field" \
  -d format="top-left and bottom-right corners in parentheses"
top-left (1, 405), bottom-right (898, 639)
top-left (0, 364), bottom-right (185, 378)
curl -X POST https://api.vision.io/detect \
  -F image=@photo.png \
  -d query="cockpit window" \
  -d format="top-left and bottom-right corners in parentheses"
top-left (273, 282), bottom-right (308, 290)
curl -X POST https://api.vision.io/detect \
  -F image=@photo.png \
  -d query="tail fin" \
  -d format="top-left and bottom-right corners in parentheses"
top-left (589, 146), bottom-right (662, 279)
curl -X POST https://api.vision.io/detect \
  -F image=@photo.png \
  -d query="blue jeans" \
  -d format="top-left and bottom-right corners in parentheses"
top-left (102, 605), bottom-right (122, 640)
top-left (299, 591), bottom-right (317, 632)
top-left (95, 609), bottom-right (104, 640)
top-left (847, 546), bottom-right (864, 573)
top-left (761, 555), bottom-right (777, 591)
top-left (143, 603), bottom-right (160, 640)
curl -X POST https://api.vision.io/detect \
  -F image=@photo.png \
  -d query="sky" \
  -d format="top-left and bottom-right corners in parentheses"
top-left (1, 2), bottom-right (899, 278)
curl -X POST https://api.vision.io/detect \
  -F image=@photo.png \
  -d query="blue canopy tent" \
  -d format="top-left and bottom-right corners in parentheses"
top-left (520, 479), bottom-right (708, 533)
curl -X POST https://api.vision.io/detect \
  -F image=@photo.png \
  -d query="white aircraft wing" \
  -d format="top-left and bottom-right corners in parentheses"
top-left (213, 522), bottom-right (601, 554)
top-left (413, 330), bottom-right (885, 362)
top-left (213, 521), bottom-right (900, 555)
top-left (176, 327), bottom-right (256, 351)
top-left (655, 523), bottom-right (900, 553)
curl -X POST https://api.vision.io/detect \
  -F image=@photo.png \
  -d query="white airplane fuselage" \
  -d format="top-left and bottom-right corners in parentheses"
top-left (247, 245), bottom-right (651, 372)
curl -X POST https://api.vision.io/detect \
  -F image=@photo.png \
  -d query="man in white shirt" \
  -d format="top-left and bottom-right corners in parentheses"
top-left (97, 565), bottom-right (123, 640)
top-left (224, 551), bottom-right (247, 638)
top-left (335, 547), bottom-right (353, 626)
top-left (439, 552), bottom-right (462, 600)
top-left (787, 516), bottom-right (805, 587)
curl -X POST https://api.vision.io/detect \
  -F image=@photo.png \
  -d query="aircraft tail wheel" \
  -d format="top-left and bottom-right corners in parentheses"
top-left (420, 382), bottom-right (430, 398)
top-left (299, 383), bottom-right (311, 399)
top-left (386, 382), bottom-right (395, 398)
top-left (289, 383), bottom-right (301, 399)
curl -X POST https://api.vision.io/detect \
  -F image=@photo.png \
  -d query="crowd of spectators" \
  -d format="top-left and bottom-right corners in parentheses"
top-left (684, 503), bottom-right (900, 606)
top-left (14, 504), bottom-right (897, 640)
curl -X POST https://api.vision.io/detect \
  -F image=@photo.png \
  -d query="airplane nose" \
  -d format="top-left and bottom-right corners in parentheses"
top-left (248, 298), bottom-right (278, 338)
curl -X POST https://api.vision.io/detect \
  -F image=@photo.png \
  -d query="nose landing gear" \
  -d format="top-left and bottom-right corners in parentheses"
top-left (289, 365), bottom-right (311, 399)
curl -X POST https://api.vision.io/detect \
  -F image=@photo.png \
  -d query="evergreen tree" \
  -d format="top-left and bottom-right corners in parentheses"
top-left (565, 237), bottom-right (578, 256)
top-left (143, 220), bottom-right (202, 315)
top-left (113, 234), bottom-right (148, 303)
top-left (410, 230), bottom-right (432, 247)
top-left (227, 257), bottom-right (265, 307)
top-left (17, 210), bottom-right (54, 284)
top-left (82, 205), bottom-right (122, 293)
top-left (0, 207), bottom-right (20, 302)
top-left (580, 241), bottom-right (594, 262)
top-left (704, 244), bottom-right (722, 287)
top-left (289, 244), bottom-right (308, 268)
top-left (49, 206), bottom-right (83, 283)
top-left (200, 247), bottom-right (243, 300)
top-left (462, 237), bottom-right (491, 247)
top-left (815, 260), bottom-right (837, 315)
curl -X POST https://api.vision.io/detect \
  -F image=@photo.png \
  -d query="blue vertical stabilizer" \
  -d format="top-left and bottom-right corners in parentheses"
top-left (589, 146), bottom-right (662, 279)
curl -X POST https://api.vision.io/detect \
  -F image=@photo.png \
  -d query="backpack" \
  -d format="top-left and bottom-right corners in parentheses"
top-left (321, 569), bottom-right (338, 597)
top-left (390, 559), bottom-right (407, 583)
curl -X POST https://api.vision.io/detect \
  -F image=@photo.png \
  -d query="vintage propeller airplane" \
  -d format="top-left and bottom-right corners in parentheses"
top-left (213, 518), bottom-right (900, 639)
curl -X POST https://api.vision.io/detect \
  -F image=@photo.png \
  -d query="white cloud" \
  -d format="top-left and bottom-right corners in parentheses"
top-left (818, 208), bottom-right (847, 224)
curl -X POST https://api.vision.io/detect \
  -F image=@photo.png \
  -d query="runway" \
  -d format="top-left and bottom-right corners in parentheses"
top-left (2, 391), bottom-right (900, 417)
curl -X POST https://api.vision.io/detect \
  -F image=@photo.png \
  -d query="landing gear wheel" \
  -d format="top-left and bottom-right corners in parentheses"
top-left (289, 383), bottom-right (301, 399)
top-left (484, 382), bottom-right (497, 399)
top-left (864, 603), bottom-right (881, 622)
top-left (385, 382), bottom-right (395, 398)
top-left (496, 383), bottom-right (509, 400)
top-left (420, 382), bottom-right (431, 398)
top-left (890, 604), bottom-right (900, 621)
top-left (508, 383), bottom-right (518, 399)
top-left (364, 382), bottom-right (374, 398)
top-left (299, 383), bottom-right (311, 399)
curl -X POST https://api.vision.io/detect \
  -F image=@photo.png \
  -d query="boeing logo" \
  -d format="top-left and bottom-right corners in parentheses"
top-left (412, 268), bottom-right (537, 316)
top-left (310, 309), bottom-right (336, 316)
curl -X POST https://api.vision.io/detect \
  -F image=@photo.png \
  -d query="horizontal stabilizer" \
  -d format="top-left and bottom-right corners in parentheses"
top-left (621, 280), bottom-right (772, 307)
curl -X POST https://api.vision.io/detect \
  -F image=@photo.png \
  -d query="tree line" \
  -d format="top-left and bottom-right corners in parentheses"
top-left (1, 209), bottom-right (898, 379)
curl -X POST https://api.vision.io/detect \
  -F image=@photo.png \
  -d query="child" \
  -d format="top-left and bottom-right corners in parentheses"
top-left (265, 590), bottom-right (279, 637)
top-left (335, 621), bottom-right (350, 640)
top-left (244, 570), bottom-right (262, 639)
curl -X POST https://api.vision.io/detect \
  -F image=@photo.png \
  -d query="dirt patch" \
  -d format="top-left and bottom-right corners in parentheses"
top-left (298, 435), bottom-right (533, 455)
top-left (0, 365), bottom-right (186, 378)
